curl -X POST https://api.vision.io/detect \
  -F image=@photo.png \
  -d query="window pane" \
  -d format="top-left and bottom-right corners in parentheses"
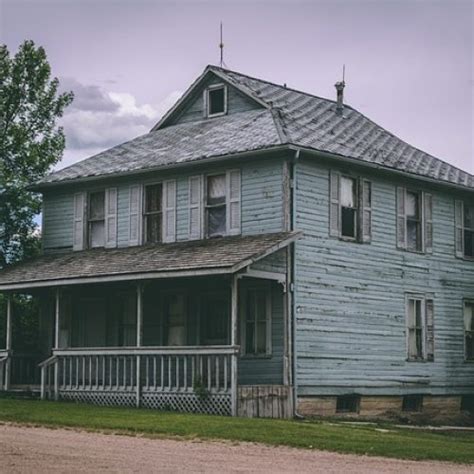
top-left (201, 294), bottom-right (229, 345)
top-left (145, 184), bottom-right (162, 213)
top-left (341, 207), bottom-right (356, 238)
top-left (246, 322), bottom-right (255, 353)
top-left (464, 205), bottom-right (474, 230)
top-left (415, 300), bottom-right (422, 327)
top-left (406, 192), bottom-right (419, 218)
top-left (89, 192), bottom-right (105, 220)
top-left (407, 220), bottom-right (421, 251)
top-left (256, 321), bottom-right (267, 354)
top-left (165, 294), bottom-right (186, 346)
top-left (209, 87), bottom-right (225, 115)
top-left (146, 214), bottom-right (162, 243)
top-left (464, 230), bottom-right (474, 257)
top-left (407, 299), bottom-right (415, 327)
top-left (464, 303), bottom-right (473, 331)
top-left (408, 328), bottom-right (417, 358)
top-left (90, 221), bottom-right (105, 248)
top-left (466, 333), bottom-right (474, 360)
top-left (208, 206), bottom-right (226, 236)
top-left (207, 175), bottom-right (226, 205)
top-left (340, 177), bottom-right (356, 207)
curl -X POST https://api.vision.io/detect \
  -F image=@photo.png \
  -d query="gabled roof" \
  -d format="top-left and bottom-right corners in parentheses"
top-left (37, 65), bottom-right (473, 190)
top-left (0, 231), bottom-right (299, 290)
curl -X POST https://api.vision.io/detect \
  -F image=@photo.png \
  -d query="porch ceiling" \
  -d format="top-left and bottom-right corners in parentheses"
top-left (0, 231), bottom-right (301, 291)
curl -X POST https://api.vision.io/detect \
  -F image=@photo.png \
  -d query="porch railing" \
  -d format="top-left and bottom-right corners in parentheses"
top-left (0, 350), bottom-right (10, 391)
top-left (40, 346), bottom-right (239, 416)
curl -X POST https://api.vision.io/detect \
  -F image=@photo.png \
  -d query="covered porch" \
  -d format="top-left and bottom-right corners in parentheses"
top-left (0, 232), bottom-right (299, 417)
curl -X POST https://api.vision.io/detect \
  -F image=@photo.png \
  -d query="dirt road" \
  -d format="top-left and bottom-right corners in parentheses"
top-left (0, 423), bottom-right (471, 473)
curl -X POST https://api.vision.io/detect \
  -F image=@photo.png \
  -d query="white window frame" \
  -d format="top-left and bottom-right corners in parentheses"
top-left (143, 181), bottom-right (164, 244)
top-left (206, 84), bottom-right (227, 118)
top-left (240, 283), bottom-right (272, 358)
top-left (87, 189), bottom-right (106, 249)
top-left (339, 175), bottom-right (358, 241)
top-left (406, 293), bottom-right (426, 361)
top-left (464, 299), bottom-right (474, 362)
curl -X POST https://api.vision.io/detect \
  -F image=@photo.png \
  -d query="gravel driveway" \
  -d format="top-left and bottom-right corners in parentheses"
top-left (0, 423), bottom-right (471, 473)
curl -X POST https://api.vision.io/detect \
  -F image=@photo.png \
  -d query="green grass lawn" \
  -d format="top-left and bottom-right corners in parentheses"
top-left (0, 399), bottom-right (473, 463)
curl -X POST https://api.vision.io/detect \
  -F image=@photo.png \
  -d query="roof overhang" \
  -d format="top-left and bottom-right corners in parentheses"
top-left (0, 231), bottom-right (301, 292)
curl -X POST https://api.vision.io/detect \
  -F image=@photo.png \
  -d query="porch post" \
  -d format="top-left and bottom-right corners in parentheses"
top-left (230, 274), bottom-right (238, 416)
top-left (53, 288), bottom-right (60, 400)
top-left (4, 295), bottom-right (13, 390)
top-left (136, 283), bottom-right (143, 408)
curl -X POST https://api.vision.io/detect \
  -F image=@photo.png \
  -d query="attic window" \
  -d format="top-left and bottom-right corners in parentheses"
top-left (207, 85), bottom-right (227, 117)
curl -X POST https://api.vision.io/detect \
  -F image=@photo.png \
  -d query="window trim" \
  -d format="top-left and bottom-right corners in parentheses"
top-left (406, 293), bottom-right (427, 362)
top-left (405, 189), bottom-right (423, 253)
top-left (206, 84), bottom-right (227, 118)
top-left (143, 181), bottom-right (164, 244)
top-left (339, 175), bottom-right (358, 241)
top-left (204, 172), bottom-right (227, 238)
top-left (240, 282), bottom-right (272, 358)
top-left (459, 201), bottom-right (474, 260)
top-left (464, 299), bottom-right (474, 362)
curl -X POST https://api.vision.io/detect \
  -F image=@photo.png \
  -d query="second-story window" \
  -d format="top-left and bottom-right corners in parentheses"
top-left (206, 174), bottom-right (226, 237)
top-left (88, 191), bottom-right (105, 248)
top-left (456, 201), bottom-right (474, 258)
top-left (144, 184), bottom-right (163, 243)
top-left (340, 176), bottom-right (357, 239)
top-left (406, 191), bottom-right (422, 251)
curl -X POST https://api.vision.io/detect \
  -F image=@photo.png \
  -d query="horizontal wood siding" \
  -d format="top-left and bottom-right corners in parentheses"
top-left (42, 157), bottom-right (285, 251)
top-left (294, 158), bottom-right (474, 396)
top-left (42, 192), bottom-right (74, 250)
top-left (250, 248), bottom-right (287, 274)
top-left (238, 282), bottom-right (284, 385)
top-left (168, 75), bottom-right (261, 126)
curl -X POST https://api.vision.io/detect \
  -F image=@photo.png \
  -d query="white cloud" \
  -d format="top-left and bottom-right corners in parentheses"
top-left (57, 78), bottom-right (182, 170)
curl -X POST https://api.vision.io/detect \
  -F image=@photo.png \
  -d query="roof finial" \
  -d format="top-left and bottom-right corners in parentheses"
top-left (335, 64), bottom-right (346, 115)
top-left (219, 22), bottom-right (225, 68)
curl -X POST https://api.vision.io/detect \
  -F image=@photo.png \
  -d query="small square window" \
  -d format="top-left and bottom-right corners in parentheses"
top-left (207, 86), bottom-right (226, 116)
top-left (336, 395), bottom-right (360, 413)
top-left (402, 395), bottom-right (423, 412)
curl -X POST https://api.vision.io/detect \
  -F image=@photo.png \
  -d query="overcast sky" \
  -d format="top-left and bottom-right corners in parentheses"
top-left (1, 0), bottom-right (473, 172)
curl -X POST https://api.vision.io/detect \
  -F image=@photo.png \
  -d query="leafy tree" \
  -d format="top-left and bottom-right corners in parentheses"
top-left (0, 41), bottom-right (73, 351)
top-left (0, 40), bottom-right (73, 268)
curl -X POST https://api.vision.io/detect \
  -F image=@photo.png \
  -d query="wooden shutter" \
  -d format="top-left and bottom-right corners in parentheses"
top-left (396, 186), bottom-right (407, 249)
top-left (455, 199), bottom-right (464, 258)
top-left (105, 188), bottom-right (118, 248)
top-left (329, 170), bottom-right (340, 237)
top-left (163, 180), bottom-right (177, 242)
top-left (360, 179), bottom-right (372, 243)
top-left (425, 298), bottom-right (435, 361)
top-left (423, 193), bottom-right (433, 254)
top-left (227, 169), bottom-right (241, 235)
top-left (189, 175), bottom-right (202, 239)
top-left (73, 192), bottom-right (85, 251)
top-left (128, 185), bottom-right (142, 246)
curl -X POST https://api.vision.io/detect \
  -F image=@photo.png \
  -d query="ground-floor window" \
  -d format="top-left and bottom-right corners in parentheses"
top-left (464, 301), bottom-right (474, 360)
top-left (406, 294), bottom-right (434, 361)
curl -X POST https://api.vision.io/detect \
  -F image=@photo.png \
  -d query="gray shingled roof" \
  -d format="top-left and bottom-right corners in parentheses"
top-left (0, 232), bottom-right (298, 289)
top-left (38, 66), bottom-right (473, 189)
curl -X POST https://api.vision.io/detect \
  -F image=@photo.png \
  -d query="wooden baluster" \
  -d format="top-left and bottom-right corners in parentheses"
top-left (224, 355), bottom-right (228, 392)
top-left (153, 357), bottom-right (157, 390)
top-left (215, 356), bottom-right (219, 392)
top-left (207, 356), bottom-right (211, 392)
top-left (160, 356), bottom-right (164, 391)
top-left (176, 356), bottom-right (180, 391)
top-left (168, 356), bottom-right (171, 390)
top-left (145, 356), bottom-right (149, 390)
top-left (88, 357), bottom-right (92, 389)
top-left (184, 356), bottom-right (188, 391)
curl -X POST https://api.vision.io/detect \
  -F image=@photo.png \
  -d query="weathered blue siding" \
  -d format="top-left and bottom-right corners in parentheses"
top-left (294, 157), bottom-right (474, 396)
top-left (42, 157), bottom-right (286, 251)
top-left (166, 74), bottom-right (261, 126)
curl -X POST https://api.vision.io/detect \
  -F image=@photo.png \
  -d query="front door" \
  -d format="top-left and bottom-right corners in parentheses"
top-left (164, 292), bottom-right (187, 346)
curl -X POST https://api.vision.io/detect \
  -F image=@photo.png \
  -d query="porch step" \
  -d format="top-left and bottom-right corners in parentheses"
top-left (0, 385), bottom-right (41, 400)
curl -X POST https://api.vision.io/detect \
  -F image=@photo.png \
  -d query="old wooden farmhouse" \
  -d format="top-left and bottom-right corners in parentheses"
top-left (0, 66), bottom-right (473, 419)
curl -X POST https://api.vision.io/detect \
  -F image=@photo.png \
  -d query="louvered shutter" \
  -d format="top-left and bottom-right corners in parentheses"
top-left (105, 188), bottom-right (118, 248)
top-left (423, 193), bottom-right (433, 254)
top-left (455, 200), bottom-right (464, 258)
top-left (189, 176), bottom-right (202, 239)
top-left (163, 180), bottom-right (177, 242)
top-left (329, 170), bottom-right (340, 237)
top-left (396, 187), bottom-right (407, 249)
top-left (361, 179), bottom-right (372, 243)
top-left (227, 169), bottom-right (241, 235)
top-left (73, 192), bottom-right (85, 251)
top-left (425, 299), bottom-right (435, 361)
top-left (128, 185), bottom-right (142, 246)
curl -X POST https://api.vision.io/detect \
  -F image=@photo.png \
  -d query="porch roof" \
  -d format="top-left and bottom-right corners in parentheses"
top-left (0, 231), bottom-right (300, 291)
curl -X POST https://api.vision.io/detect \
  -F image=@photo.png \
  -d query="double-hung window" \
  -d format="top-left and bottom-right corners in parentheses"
top-left (241, 285), bottom-right (271, 356)
top-left (406, 294), bottom-right (434, 361)
top-left (206, 174), bottom-right (227, 237)
top-left (455, 201), bottom-right (474, 258)
top-left (144, 184), bottom-right (163, 243)
top-left (330, 171), bottom-right (372, 242)
top-left (397, 187), bottom-right (433, 253)
top-left (88, 191), bottom-right (106, 248)
top-left (464, 301), bottom-right (474, 361)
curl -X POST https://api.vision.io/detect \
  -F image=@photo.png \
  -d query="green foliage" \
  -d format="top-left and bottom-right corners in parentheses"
top-left (192, 376), bottom-right (210, 401)
top-left (0, 40), bottom-right (73, 267)
top-left (0, 400), bottom-right (474, 463)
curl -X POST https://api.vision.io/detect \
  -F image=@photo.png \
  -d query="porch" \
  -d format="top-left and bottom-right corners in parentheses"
top-left (0, 232), bottom-right (299, 417)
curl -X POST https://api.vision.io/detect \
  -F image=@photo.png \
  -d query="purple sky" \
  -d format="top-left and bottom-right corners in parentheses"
top-left (1, 0), bottom-right (473, 173)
